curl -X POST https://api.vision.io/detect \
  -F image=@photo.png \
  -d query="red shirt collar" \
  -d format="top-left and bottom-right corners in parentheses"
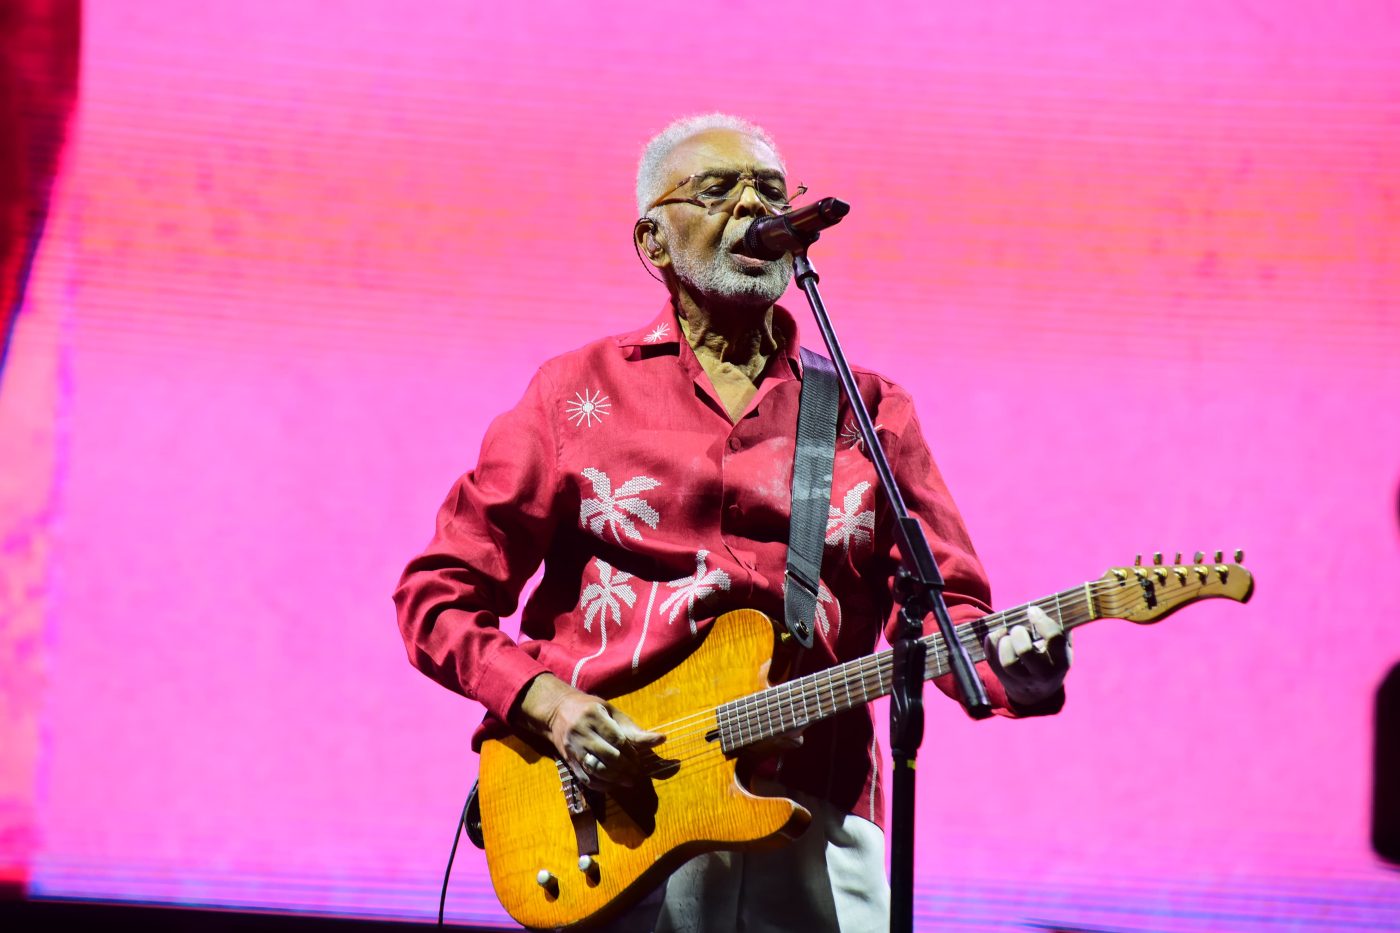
top-left (618, 301), bottom-right (805, 381)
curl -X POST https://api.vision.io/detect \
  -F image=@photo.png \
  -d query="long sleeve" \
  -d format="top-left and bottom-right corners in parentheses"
top-left (880, 393), bottom-right (1062, 717)
top-left (392, 367), bottom-right (563, 726)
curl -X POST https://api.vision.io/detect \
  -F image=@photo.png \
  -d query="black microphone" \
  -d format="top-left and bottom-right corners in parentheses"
top-left (742, 197), bottom-right (850, 261)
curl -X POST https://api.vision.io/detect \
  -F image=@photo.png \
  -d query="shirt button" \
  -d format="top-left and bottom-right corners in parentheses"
top-left (728, 436), bottom-right (741, 451)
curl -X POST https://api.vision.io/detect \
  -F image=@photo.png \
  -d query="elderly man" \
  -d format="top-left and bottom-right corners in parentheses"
top-left (393, 113), bottom-right (1070, 931)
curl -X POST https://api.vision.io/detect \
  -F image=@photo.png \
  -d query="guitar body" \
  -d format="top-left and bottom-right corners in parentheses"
top-left (479, 608), bottom-right (812, 930)
top-left (478, 555), bottom-right (1255, 929)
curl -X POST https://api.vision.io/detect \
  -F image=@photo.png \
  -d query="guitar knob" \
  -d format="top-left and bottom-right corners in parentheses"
top-left (536, 869), bottom-right (558, 894)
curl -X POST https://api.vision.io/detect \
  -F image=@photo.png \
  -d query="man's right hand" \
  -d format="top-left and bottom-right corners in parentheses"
top-left (514, 673), bottom-right (664, 791)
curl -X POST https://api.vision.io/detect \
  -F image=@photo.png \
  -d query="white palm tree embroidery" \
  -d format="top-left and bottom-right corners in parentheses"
top-left (569, 559), bottom-right (637, 687)
top-left (578, 468), bottom-right (661, 544)
top-left (826, 480), bottom-right (875, 553)
top-left (658, 549), bottom-right (732, 634)
top-left (815, 581), bottom-right (839, 638)
top-left (565, 389), bottom-right (611, 428)
top-left (631, 581), bottom-right (661, 671)
top-left (643, 322), bottom-right (671, 343)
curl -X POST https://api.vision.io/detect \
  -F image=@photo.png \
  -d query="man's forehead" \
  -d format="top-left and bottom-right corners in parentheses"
top-left (663, 129), bottom-right (784, 181)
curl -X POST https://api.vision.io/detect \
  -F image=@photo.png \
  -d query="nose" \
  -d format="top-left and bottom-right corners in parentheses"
top-left (729, 181), bottom-right (771, 219)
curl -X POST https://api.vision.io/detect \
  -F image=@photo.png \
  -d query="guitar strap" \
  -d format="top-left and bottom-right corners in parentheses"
top-left (461, 347), bottom-right (841, 853)
top-left (783, 347), bottom-right (840, 649)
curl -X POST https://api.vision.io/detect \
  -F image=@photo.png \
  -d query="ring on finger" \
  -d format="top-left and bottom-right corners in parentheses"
top-left (583, 752), bottom-right (602, 773)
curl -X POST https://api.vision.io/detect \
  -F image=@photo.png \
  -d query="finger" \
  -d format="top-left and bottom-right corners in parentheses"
top-left (984, 633), bottom-right (1006, 676)
top-left (574, 747), bottom-right (629, 790)
top-left (1048, 631), bottom-right (1074, 671)
top-left (1027, 606), bottom-right (1062, 642)
top-left (998, 630), bottom-right (1019, 668)
top-left (1008, 625), bottom-right (1033, 660)
top-left (586, 738), bottom-right (626, 770)
top-left (610, 706), bottom-right (665, 746)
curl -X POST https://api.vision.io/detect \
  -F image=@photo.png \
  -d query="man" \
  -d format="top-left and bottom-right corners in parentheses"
top-left (393, 114), bottom-right (1070, 931)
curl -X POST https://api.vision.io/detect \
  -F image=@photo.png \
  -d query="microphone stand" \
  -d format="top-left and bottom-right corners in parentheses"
top-left (790, 241), bottom-right (992, 933)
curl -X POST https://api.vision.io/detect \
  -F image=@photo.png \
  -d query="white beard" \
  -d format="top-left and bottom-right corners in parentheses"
top-left (667, 219), bottom-right (792, 310)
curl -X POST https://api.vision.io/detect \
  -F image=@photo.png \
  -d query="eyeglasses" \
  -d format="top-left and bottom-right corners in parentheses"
top-left (647, 171), bottom-right (807, 215)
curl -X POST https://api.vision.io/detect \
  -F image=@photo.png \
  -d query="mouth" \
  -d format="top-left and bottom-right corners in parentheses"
top-left (727, 231), bottom-right (771, 269)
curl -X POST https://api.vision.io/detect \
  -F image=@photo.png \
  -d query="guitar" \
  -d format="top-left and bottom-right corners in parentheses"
top-left (479, 553), bottom-right (1254, 929)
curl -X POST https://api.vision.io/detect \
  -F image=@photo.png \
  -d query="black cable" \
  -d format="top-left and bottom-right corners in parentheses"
top-left (438, 789), bottom-right (473, 926)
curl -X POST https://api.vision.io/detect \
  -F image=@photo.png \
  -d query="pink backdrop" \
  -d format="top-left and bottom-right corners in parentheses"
top-left (1, 1), bottom-right (1398, 929)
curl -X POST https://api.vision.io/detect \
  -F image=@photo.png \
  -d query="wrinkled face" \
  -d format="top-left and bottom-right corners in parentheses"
top-left (650, 129), bottom-right (793, 311)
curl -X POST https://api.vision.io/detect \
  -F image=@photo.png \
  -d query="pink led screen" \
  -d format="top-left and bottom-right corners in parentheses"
top-left (2, 1), bottom-right (1398, 929)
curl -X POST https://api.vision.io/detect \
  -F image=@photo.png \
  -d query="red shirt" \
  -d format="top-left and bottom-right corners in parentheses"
top-left (393, 303), bottom-right (1022, 827)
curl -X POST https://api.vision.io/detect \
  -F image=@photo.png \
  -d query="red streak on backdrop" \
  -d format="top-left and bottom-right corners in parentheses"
top-left (0, 0), bottom-right (78, 892)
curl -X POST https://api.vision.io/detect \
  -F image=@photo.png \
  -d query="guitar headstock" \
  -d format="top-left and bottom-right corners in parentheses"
top-left (1099, 550), bottom-right (1254, 624)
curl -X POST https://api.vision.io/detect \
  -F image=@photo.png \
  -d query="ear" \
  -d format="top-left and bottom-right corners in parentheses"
top-left (633, 218), bottom-right (671, 270)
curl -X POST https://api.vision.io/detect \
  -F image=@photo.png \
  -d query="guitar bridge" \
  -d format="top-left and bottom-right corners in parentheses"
top-left (556, 759), bottom-right (589, 816)
top-left (555, 759), bottom-right (600, 858)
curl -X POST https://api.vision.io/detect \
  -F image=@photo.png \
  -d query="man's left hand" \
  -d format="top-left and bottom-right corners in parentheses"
top-left (984, 605), bottom-right (1071, 708)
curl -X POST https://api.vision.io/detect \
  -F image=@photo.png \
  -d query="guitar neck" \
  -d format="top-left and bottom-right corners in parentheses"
top-left (713, 584), bottom-right (1100, 752)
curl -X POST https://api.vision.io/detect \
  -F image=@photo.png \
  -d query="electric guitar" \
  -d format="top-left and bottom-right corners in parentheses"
top-left (479, 552), bottom-right (1254, 929)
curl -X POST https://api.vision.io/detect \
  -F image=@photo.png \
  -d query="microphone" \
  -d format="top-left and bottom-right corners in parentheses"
top-left (742, 197), bottom-right (850, 261)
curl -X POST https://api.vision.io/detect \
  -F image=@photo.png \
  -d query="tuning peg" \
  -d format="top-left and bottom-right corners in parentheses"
top-left (1194, 551), bottom-right (1205, 564)
top-left (1174, 552), bottom-right (1183, 565)
top-left (1134, 554), bottom-right (1142, 567)
top-left (1234, 548), bottom-right (1244, 563)
top-left (1214, 550), bottom-right (1224, 563)
top-left (1153, 552), bottom-right (1163, 565)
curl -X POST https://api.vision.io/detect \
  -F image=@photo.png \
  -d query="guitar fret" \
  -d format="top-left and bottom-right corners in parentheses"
top-left (714, 578), bottom-right (1155, 753)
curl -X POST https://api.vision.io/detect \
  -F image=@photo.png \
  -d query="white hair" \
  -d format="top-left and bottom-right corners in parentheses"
top-left (635, 113), bottom-right (784, 218)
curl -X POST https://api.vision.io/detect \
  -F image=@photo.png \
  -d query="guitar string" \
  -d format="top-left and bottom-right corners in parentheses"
top-left (580, 577), bottom-right (1220, 770)
top-left (620, 578), bottom-right (1212, 752)
top-left (629, 576), bottom-right (1203, 741)
top-left (566, 580), bottom-right (1214, 787)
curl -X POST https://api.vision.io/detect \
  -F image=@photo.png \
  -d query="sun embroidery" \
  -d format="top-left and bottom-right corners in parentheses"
top-left (566, 389), bottom-right (611, 428)
top-left (839, 420), bottom-right (883, 451)
top-left (643, 322), bottom-right (671, 344)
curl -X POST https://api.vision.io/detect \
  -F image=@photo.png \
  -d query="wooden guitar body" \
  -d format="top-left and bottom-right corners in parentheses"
top-left (478, 555), bottom-right (1254, 929)
top-left (479, 608), bottom-right (811, 930)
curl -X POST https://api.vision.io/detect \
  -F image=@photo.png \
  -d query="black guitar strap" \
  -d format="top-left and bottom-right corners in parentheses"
top-left (783, 348), bottom-right (840, 649)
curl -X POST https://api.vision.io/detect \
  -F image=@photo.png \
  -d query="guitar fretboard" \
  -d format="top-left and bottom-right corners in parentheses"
top-left (713, 584), bottom-right (1099, 752)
